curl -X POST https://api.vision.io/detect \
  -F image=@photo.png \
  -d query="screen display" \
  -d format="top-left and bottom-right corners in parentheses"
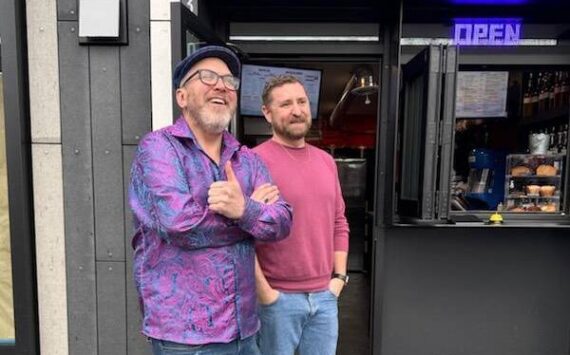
top-left (240, 64), bottom-right (322, 118)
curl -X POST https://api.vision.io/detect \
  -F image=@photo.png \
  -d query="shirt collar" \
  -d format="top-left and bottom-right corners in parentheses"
top-left (168, 116), bottom-right (241, 153)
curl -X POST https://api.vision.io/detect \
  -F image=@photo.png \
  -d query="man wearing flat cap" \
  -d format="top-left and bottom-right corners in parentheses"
top-left (129, 45), bottom-right (292, 354)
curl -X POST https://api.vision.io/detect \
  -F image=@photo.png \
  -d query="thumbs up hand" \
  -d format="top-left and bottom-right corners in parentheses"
top-left (208, 161), bottom-right (246, 219)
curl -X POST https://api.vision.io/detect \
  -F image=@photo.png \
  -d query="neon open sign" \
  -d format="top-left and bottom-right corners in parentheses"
top-left (453, 19), bottom-right (522, 46)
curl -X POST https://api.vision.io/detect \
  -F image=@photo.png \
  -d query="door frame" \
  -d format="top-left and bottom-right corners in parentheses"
top-left (371, 1), bottom-right (403, 354)
top-left (170, 2), bottom-right (227, 125)
top-left (0, 0), bottom-right (39, 353)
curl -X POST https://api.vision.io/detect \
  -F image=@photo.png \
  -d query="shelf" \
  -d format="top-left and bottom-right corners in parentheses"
top-left (507, 153), bottom-right (566, 159)
top-left (519, 106), bottom-right (570, 126)
top-left (506, 195), bottom-right (560, 200)
top-left (506, 175), bottom-right (561, 179)
top-left (504, 151), bottom-right (565, 211)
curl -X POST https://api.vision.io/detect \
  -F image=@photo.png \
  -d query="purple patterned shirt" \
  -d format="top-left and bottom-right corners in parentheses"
top-left (129, 117), bottom-right (292, 345)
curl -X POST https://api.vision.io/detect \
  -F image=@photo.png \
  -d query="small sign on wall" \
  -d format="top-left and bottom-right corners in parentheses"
top-left (78, 0), bottom-right (128, 44)
top-left (79, 0), bottom-right (120, 37)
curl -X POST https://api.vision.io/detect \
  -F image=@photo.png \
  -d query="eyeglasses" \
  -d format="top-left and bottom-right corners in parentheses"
top-left (180, 69), bottom-right (240, 91)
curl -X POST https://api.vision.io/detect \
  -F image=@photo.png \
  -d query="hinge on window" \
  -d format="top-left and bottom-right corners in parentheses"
top-left (434, 190), bottom-right (440, 218)
top-left (438, 120), bottom-right (444, 147)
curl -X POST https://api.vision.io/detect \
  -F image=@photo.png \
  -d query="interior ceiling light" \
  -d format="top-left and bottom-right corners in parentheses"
top-left (329, 65), bottom-right (378, 127)
top-left (351, 66), bottom-right (378, 105)
top-left (400, 37), bottom-right (557, 46)
top-left (229, 35), bottom-right (379, 42)
top-left (451, 0), bottom-right (529, 4)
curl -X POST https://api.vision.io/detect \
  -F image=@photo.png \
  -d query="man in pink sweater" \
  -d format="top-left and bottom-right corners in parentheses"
top-left (252, 75), bottom-right (350, 355)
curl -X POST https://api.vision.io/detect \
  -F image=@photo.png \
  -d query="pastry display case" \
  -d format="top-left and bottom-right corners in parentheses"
top-left (504, 153), bottom-right (565, 213)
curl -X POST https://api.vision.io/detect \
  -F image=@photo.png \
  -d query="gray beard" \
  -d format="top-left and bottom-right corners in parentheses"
top-left (187, 106), bottom-right (234, 134)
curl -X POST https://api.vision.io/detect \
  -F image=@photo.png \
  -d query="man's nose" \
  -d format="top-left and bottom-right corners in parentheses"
top-left (213, 77), bottom-right (227, 90)
top-left (292, 103), bottom-right (302, 116)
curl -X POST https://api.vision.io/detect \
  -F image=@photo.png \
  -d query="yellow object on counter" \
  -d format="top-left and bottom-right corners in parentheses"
top-left (488, 212), bottom-right (504, 225)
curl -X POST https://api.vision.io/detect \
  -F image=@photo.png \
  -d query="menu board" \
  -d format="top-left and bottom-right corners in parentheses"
top-left (456, 71), bottom-right (509, 118)
top-left (240, 64), bottom-right (322, 118)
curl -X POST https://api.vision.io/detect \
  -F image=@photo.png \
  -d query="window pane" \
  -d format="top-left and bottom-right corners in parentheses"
top-left (185, 30), bottom-right (203, 57)
top-left (452, 69), bottom-right (570, 213)
top-left (0, 64), bottom-right (15, 345)
top-left (400, 74), bottom-right (425, 200)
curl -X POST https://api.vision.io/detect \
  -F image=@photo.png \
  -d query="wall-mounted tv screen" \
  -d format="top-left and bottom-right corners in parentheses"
top-left (239, 64), bottom-right (322, 119)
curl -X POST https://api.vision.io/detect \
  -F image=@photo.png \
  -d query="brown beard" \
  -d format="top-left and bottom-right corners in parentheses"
top-left (273, 119), bottom-right (312, 141)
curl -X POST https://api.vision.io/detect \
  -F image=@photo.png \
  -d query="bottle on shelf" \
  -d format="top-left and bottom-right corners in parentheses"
top-left (548, 126), bottom-right (557, 153)
top-left (527, 129), bottom-right (534, 154)
top-left (558, 123), bottom-right (569, 155)
top-left (553, 71), bottom-right (562, 110)
top-left (547, 72), bottom-right (555, 111)
top-left (561, 72), bottom-right (570, 107)
top-left (531, 72), bottom-right (540, 115)
top-left (557, 124), bottom-right (565, 153)
top-left (538, 72), bottom-right (549, 114)
top-left (523, 73), bottom-right (534, 118)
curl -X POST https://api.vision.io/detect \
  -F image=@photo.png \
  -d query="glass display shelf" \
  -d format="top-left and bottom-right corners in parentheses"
top-left (504, 153), bottom-right (565, 213)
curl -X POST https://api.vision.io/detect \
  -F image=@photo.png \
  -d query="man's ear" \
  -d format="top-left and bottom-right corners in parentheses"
top-left (175, 88), bottom-right (186, 109)
top-left (261, 105), bottom-right (272, 124)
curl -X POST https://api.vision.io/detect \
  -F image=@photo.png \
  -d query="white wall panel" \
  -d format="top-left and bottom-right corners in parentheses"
top-left (150, 0), bottom-right (170, 20)
top-left (26, 0), bottom-right (61, 143)
top-left (32, 144), bottom-right (68, 355)
top-left (151, 21), bottom-right (173, 130)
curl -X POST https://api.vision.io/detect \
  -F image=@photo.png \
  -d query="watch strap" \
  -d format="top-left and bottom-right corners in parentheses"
top-left (332, 273), bottom-right (349, 284)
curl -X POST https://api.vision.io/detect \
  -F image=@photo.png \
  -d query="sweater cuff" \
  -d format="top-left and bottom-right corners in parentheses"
top-left (334, 235), bottom-right (350, 252)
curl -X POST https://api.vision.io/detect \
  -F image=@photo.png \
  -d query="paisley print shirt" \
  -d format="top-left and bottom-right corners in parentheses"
top-left (129, 117), bottom-right (292, 344)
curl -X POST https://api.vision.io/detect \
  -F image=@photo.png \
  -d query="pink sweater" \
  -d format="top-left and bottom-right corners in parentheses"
top-left (253, 140), bottom-right (349, 292)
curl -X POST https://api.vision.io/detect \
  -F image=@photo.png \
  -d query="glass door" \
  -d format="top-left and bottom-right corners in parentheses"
top-left (0, 58), bottom-right (14, 349)
top-left (396, 45), bottom-right (457, 221)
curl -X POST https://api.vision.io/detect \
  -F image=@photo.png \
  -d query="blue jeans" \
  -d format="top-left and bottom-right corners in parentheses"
top-left (150, 335), bottom-right (261, 355)
top-left (258, 290), bottom-right (339, 355)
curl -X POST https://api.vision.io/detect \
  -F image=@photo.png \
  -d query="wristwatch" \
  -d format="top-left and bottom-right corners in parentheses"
top-left (332, 273), bottom-right (349, 285)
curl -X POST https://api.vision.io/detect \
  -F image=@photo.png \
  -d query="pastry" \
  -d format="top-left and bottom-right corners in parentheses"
top-left (511, 165), bottom-right (531, 176)
top-left (536, 164), bottom-right (557, 176)
top-left (526, 205), bottom-right (542, 212)
top-left (509, 207), bottom-right (525, 212)
top-left (526, 185), bottom-right (540, 195)
top-left (539, 185), bottom-right (556, 197)
top-left (540, 203), bottom-right (557, 212)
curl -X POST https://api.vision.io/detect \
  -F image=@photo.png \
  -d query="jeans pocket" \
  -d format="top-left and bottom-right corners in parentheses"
top-left (259, 291), bottom-right (282, 308)
top-left (326, 289), bottom-right (339, 299)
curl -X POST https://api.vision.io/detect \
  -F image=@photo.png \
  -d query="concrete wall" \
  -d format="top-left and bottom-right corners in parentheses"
top-left (27, 0), bottom-right (155, 353)
top-left (26, 0), bottom-right (67, 354)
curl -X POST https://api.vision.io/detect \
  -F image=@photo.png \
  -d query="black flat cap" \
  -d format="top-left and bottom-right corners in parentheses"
top-left (172, 45), bottom-right (241, 89)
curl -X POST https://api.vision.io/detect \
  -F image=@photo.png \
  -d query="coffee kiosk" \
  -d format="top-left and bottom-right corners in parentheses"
top-left (172, 1), bottom-right (570, 354)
